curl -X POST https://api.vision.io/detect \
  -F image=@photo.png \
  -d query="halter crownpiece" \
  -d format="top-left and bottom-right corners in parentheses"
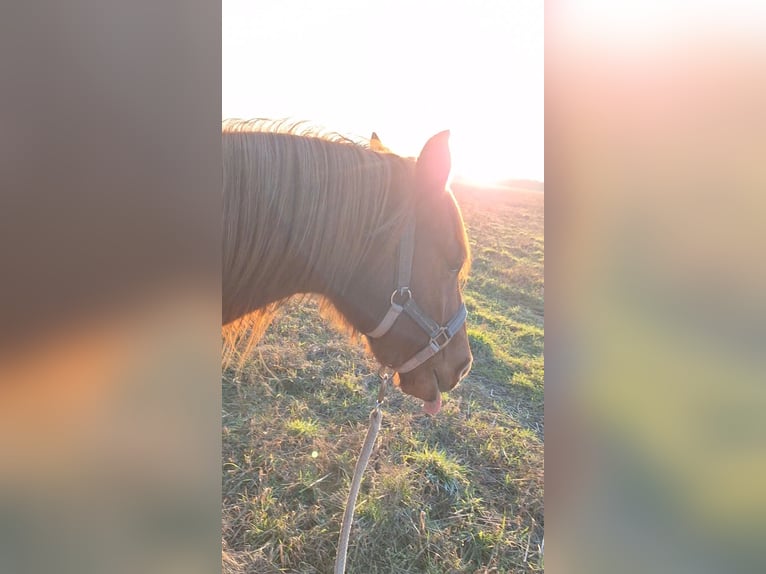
top-left (365, 215), bottom-right (467, 373)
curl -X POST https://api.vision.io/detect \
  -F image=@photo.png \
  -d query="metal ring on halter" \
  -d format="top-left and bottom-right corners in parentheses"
top-left (390, 287), bottom-right (412, 306)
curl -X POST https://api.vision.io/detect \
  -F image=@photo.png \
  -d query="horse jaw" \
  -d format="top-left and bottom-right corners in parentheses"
top-left (395, 370), bottom-right (444, 415)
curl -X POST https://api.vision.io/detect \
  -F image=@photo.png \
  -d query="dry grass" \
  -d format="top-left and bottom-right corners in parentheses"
top-left (222, 184), bottom-right (544, 572)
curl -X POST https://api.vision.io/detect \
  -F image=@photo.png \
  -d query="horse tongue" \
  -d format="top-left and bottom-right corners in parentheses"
top-left (422, 393), bottom-right (442, 415)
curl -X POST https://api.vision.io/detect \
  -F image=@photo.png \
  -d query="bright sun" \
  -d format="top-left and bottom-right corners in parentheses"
top-left (449, 134), bottom-right (537, 186)
top-left (223, 1), bottom-right (543, 186)
top-left (452, 155), bottom-right (511, 186)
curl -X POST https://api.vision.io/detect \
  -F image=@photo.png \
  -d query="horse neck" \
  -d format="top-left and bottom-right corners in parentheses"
top-left (222, 133), bottom-right (411, 326)
top-left (321, 198), bottom-right (413, 334)
top-left (311, 160), bottom-right (412, 327)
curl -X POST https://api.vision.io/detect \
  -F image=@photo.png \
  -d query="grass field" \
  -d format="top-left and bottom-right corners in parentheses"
top-left (222, 183), bottom-right (544, 573)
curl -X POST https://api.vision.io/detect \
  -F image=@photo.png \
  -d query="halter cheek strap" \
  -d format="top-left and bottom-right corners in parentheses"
top-left (365, 216), bottom-right (467, 373)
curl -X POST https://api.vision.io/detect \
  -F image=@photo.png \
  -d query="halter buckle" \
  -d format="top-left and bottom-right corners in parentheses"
top-left (430, 327), bottom-right (451, 349)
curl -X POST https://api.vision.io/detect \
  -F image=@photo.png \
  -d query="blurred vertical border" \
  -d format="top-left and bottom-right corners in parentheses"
top-left (546, 2), bottom-right (766, 573)
top-left (0, 2), bottom-right (221, 573)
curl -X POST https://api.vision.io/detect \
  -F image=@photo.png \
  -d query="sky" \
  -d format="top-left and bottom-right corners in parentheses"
top-left (222, 0), bottom-right (543, 182)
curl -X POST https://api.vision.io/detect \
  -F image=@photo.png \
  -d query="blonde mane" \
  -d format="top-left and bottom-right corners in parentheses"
top-left (222, 119), bottom-right (414, 367)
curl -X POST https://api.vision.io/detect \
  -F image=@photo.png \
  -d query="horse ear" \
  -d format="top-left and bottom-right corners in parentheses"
top-left (370, 132), bottom-right (391, 153)
top-left (416, 130), bottom-right (451, 192)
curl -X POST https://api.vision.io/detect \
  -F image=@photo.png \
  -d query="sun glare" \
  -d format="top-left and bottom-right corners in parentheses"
top-left (452, 148), bottom-right (513, 186)
top-left (448, 132), bottom-right (542, 186)
top-left (223, 0), bottom-right (543, 186)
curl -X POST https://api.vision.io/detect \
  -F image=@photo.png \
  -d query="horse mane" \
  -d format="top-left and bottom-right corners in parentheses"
top-left (221, 119), bottom-right (414, 368)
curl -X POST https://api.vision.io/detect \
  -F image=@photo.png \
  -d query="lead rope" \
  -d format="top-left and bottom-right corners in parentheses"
top-left (334, 370), bottom-right (390, 574)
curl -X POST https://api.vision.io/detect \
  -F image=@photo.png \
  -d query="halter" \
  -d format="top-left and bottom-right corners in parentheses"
top-left (365, 215), bottom-right (467, 373)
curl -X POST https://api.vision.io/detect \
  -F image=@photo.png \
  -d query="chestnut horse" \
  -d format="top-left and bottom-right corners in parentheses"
top-left (222, 119), bottom-right (472, 414)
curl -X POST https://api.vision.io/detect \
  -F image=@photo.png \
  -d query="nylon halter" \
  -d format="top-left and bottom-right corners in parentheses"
top-left (365, 215), bottom-right (467, 374)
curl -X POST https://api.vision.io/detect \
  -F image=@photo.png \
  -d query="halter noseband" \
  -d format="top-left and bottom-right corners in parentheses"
top-left (365, 215), bottom-right (467, 374)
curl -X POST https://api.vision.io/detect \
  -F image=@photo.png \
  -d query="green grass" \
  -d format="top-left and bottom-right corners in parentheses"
top-left (222, 184), bottom-right (544, 573)
top-left (286, 418), bottom-right (321, 438)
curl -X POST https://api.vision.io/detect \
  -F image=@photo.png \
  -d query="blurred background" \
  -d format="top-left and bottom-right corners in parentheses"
top-left (546, 2), bottom-right (766, 572)
top-left (0, 2), bottom-right (221, 573)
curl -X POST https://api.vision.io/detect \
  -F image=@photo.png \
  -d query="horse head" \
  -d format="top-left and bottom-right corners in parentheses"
top-left (348, 131), bottom-right (473, 414)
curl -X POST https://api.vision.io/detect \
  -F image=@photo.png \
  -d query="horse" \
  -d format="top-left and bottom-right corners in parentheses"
top-left (221, 119), bottom-right (472, 414)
